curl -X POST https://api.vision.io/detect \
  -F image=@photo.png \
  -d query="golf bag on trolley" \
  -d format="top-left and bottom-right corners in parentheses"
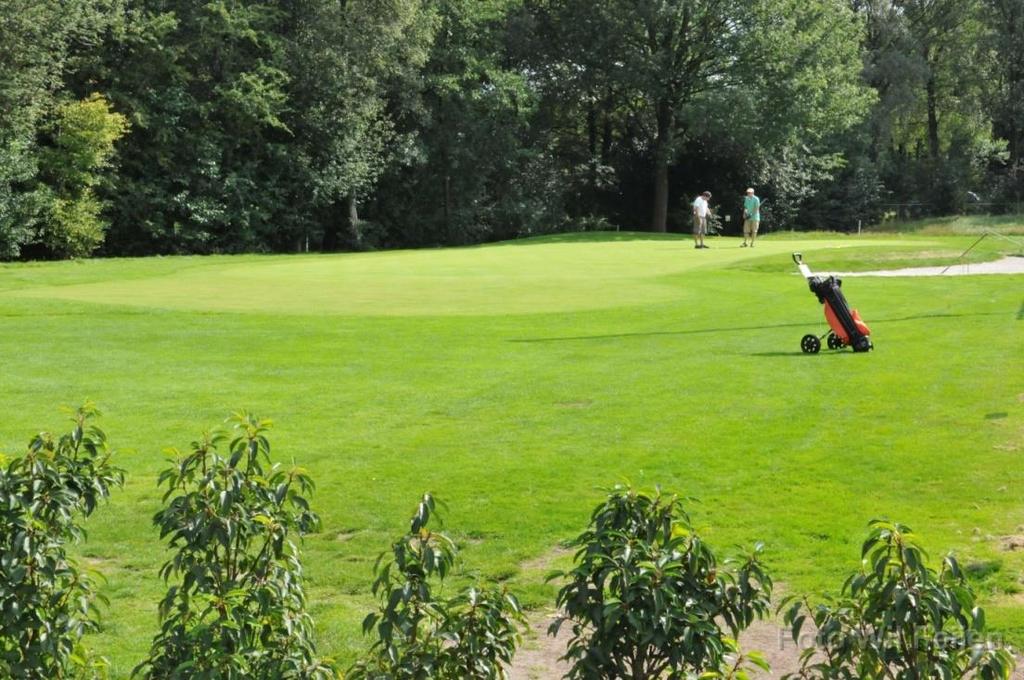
top-left (793, 253), bottom-right (873, 354)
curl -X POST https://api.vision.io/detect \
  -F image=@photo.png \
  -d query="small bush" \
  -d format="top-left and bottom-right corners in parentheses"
top-left (563, 214), bottom-right (616, 233)
top-left (350, 494), bottom-right (525, 679)
top-left (781, 519), bottom-right (1016, 679)
top-left (0, 403), bottom-right (124, 678)
top-left (38, 94), bottom-right (129, 258)
top-left (134, 413), bottom-right (334, 679)
top-left (549, 484), bottom-right (773, 679)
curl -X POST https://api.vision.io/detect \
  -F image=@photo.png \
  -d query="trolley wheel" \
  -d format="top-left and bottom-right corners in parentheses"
top-left (801, 334), bottom-right (821, 354)
top-left (827, 333), bottom-right (844, 350)
top-left (852, 337), bottom-right (873, 352)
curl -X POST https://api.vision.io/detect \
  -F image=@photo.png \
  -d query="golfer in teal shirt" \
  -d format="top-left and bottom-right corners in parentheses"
top-left (742, 188), bottom-right (760, 247)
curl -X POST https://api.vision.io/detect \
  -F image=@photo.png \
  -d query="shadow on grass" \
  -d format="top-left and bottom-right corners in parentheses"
top-left (747, 351), bottom-right (845, 357)
top-left (511, 321), bottom-right (810, 343)
top-left (510, 311), bottom-right (1006, 343)
top-left (504, 231), bottom-right (686, 246)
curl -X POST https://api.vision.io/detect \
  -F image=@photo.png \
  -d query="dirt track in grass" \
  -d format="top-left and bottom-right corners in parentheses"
top-left (508, 611), bottom-right (1024, 679)
top-left (507, 610), bottom-right (810, 679)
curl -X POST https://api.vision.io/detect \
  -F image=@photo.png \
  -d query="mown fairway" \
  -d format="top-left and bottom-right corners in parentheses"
top-left (1, 232), bottom-right (1022, 675)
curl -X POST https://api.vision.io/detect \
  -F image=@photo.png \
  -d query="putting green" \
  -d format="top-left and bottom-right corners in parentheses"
top-left (8, 235), bottom-right (918, 315)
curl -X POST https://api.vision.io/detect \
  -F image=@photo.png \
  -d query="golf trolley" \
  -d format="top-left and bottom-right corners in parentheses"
top-left (793, 253), bottom-right (873, 354)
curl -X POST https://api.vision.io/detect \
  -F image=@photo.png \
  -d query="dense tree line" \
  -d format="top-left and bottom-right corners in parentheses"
top-left (1, 0), bottom-right (1022, 259)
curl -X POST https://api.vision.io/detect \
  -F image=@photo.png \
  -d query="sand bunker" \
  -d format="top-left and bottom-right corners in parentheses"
top-left (829, 255), bottom-right (1024, 277)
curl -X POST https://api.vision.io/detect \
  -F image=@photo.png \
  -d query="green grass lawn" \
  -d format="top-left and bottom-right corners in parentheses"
top-left (1, 230), bottom-right (1022, 676)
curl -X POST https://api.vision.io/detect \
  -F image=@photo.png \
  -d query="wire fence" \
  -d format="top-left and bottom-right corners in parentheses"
top-left (880, 201), bottom-right (1024, 220)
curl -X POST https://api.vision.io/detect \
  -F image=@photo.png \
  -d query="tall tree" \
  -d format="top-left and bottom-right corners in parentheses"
top-left (0, 0), bottom-right (58, 257)
top-left (858, 0), bottom-right (994, 214)
top-left (286, 0), bottom-right (436, 250)
top-left (0, 0), bottom-right (123, 258)
top-left (726, 0), bottom-right (874, 229)
top-left (370, 0), bottom-right (558, 246)
top-left (983, 0), bottom-right (1024, 207)
top-left (90, 0), bottom-right (297, 254)
top-left (900, 0), bottom-right (980, 162)
top-left (530, 0), bottom-right (870, 232)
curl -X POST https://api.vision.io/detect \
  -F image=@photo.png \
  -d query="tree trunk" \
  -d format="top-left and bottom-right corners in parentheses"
top-left (652, 160), bottom-right (669, 233)
top-left (926, 81), bottom-right (940, 160)
top-left (443, 173), bottom-right (452, 237)
top-left (322, 205), bottom-right (340, 251)
top-left (345, 191), bottom-right (360, 247)
top-left (998, 2), bottom-right (1017, 164)
top-left (585, 97), bottom-right (600, 212)
top-left (440, 144), bottom-right (452, 239)
top-left (321, 193), bottom-right (359, 252)
top-left (650, 99), bottom-right (673, 232)
top-left (1010, 119), bottom-right (1020, 167)
top-left (587, 99), bottom-right (598, 157)
top-left (1007, 17), bottom-right (1022, 165)
top-left (601, 90), bottom-right (614, 162)
top-left (925, 52), bottom-right (940, 161)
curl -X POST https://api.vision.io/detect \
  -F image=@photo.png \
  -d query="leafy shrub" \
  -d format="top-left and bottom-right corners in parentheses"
top-left (38, 94), bottom-right (129, 258)
top-left (0, 403), bottom-right (124, 678)
top-left (350, 494), bottom-right (524, 679)
top-left (549, 484), bottom-right (773, 680)
top-left (562, 214), bottom-right (616, 234)
top-left (781, 519), bottom-right (1016, 679)
top-left (707, 209), bottom-right (725, 235)
top-left (40, 191), bottom-right (107, 259)
top-left (133, 413), bottom-right (334, 679)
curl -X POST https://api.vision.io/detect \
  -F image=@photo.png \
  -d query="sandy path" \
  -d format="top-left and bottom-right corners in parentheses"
top-left (508, 612), bottom-right (808, 679)
top-left (827, 255), bottom-right (1024, 277)
top-left (508, 610), bottom-right (1024, 679)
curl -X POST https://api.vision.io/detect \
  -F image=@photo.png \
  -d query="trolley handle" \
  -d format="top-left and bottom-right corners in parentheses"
top-left (793, 252), bottom-right (813, 279)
